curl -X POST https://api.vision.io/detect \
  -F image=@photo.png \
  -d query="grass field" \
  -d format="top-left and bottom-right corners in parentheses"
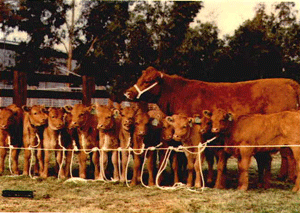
top-left (0, 151), bottom-right (300, 212)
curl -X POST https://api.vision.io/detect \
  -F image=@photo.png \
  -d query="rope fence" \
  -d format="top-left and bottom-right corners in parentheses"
top-left (0, 136), bottom-right (297, 192)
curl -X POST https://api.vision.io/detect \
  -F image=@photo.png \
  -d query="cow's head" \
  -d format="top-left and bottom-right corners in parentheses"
top-left (47, 107), bottom-right (65, 130)
top-left (134, 109), bottom-right (150, 137)
top-left (64, 104), bottom-right (93, 128)
top-left (166, 114), bottom-right (193, 142)
top-left (23, 105), bottom-right (48, 127)
top-left (199, 110), bottom-right (213, 134)
top-left (0, 108), bottom-right (16, 130)
top-left (119, 106), bottom-right (136, 131)
top-left (210, 109), bottom-right (234, 134)
top-left (95, 102), bottom-right (118, 131)
top-left (124, 66), bottom-right (164, 100)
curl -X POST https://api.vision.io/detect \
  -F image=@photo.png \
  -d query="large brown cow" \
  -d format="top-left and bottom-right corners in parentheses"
top-left (0, 104), bottom-right (23, 175)
top-left (64, 104), bottom-right (100, 179)
top-left (22, 105), bottom-right (48, 176)
top-left (124, 66), bottom-right (300, 186)
top-left (209, 110), bottom-right (300, 191)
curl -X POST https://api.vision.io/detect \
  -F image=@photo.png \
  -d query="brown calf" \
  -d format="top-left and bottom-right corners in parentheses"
top-left (210, 109), bottom-right (300, 191)
top-left (65, 104), bottom-right (99, 179)
top-left (42, 107), bottom-right (72, 179)
top-left (0, 104), bottom-right (23, 175)
top-left (95, 101), bottom-right (120, 181)
top-left (22, 105), bottom-right (48, 176)
top-left (166, 114), bottom-right (205, 188)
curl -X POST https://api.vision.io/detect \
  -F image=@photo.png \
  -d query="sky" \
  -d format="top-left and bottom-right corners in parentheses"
top-left (1, 1), bottom-right (300, 49)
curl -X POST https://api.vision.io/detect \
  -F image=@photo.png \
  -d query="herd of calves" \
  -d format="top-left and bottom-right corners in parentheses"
top-left (1, 101), bottom-right (300, 192)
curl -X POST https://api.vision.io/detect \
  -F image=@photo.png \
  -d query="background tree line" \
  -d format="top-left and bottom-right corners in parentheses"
top-left (1, 0), bottom-right (300, 101)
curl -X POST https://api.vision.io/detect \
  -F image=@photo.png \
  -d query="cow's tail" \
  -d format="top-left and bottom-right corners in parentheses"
top-left (290, 80), bottom-right (300, 109)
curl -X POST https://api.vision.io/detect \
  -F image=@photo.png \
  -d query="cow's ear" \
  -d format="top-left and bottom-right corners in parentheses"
top-left (227, 113), bottom-right (234, 121)
top-left (166, 116), bottom-right (174, 124)
top-left (113, 109), bottom-right (120, 118)
top-left (193, 114), bottom-right (201, 124)
top-left (22, 106), bottom-right (31, 112)
top-left (203, 110), bottom-right (212, 118)
top-left (64, 105), bottom-right (73, 113)
top-left (188, 118), bottom-right (193, 127)
top-left (89, 105), bottom-right (96, 115)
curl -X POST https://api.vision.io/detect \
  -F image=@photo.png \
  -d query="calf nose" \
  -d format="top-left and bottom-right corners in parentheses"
top-left (173, 134), bottom-right (181, 141)
top-left (97, 124), bottom-right (104, 129)
top-left (211, 128), bottom-right (219, 133)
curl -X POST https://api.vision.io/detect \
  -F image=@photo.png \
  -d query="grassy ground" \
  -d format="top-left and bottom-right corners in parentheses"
top-left (0, 151), bottom-right (299, 212)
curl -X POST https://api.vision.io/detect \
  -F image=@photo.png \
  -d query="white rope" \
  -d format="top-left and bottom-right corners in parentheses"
top-left (7, 135), bottom-right (13, 174)
top-left (57, 132), bottom-right (66, 179)
top-left (134, 82), bottom-right (158, 99)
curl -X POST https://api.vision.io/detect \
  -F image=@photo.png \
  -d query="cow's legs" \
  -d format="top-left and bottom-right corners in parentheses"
top-left (290, 147), bottom-right (300, 192)
top-left (0, 148), bottom-right (6, 174)
top-left (92, 151), bottom-right (100, 179)
top-left (238, 148), bottom-right (252, 191)
top-left (205, 149), bottom-right (215, 186)
top-left (120, 150), bottom-right (129, 182)
top-left (171, 151), bottom-right (180, 184)
top-left (186, 153), bottom-right (194, 187)
top-left (11, 149), bottom-right (20, 175)
top-left (64, 149), bottom-right (72, 178)
top-left (147, 150), bottom-right (156, 186)
top-left (194, 153), bottom-right (205, 188)
top-left (78, 151), bottom-right (87, 179)
top-left (56, 150), bottom-right (65, 178)
top-left (214, 149), bottom-right (228, 189)
top-left (42, 150), bottom-right (50, 178)
top-left (99, 150), bottom-right (108, 180)
top-left (131, 154), bottom-right (142, 186)
top-left (255, 152), bottom-right (272, 189)
top-left (111, 151), bottom-right (120, 181)
top-left (22, 149), bottom-right (31, 176)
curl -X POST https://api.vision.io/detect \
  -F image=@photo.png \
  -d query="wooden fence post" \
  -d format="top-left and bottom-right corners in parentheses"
top-left (13, 70), bottom-right (27, 107)
top-left (82, 75), bottom-right (95, 106)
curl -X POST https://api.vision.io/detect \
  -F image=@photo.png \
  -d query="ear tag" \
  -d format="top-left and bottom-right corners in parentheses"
top-left (91, 108), bottom-right (96, 115)
top-left (194, 117), bottom-right (201, 124)
top-left (189, 123), bottom-right (193, 128)
top-left (152, 119), bottom-right (159, 127)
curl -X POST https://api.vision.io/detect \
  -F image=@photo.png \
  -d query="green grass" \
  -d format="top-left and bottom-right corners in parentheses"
top-left (0, 151), bottom-right (299, 212)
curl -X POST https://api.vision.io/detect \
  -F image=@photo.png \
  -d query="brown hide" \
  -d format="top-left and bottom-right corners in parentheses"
top-left (42, 108), bottom-right (72, 179)
top-left (64, 103), bottom-right (99, 179)
top-left (22, 105), bottom-right (48, 176)
top-left (219, 110), bottom-right (300, 191)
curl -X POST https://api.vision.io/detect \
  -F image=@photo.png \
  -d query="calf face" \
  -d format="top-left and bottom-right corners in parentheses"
top-left (166, 114), bottom-right (193, 142)
top-left (0, 108), bottom-right (16, 130)
top-left (210, 109), bottom-right (233, 134)
top-left (64, 104), bottom-right (93, 128)
top-left (161, 118), bottom-right (174, 141)
top-left (134, 110), bottom-right (149, 137)
top-left (47, 108), bottom-right (65, 130)
top-left (120, 106), bottom-right (136, 131)
top-left (95, 104), bottom-right (115, 131)
top-left (23, 105), bottom-right (48, 126)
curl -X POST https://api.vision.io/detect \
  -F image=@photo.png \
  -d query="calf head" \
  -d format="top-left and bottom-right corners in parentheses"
top-left (166, 114), bottom-right (193, 142)
top-left (95, 103), bottom-right (118, 131)
top-left (134, 109), bottom-right (150, 137)
top-left (119, 106), bottom-right (136, 131)
top-left (209, 108), bottom-right (233, 134)
top-left (23, 105), bottom-right (48, 127)
top-left (64, 104), bottom-right (93, 128)
top-left (199, 110), bottom-right (213, 134)
top-left (148, 109), bottom-right (166, 129)
top-left (124, 66), bottom-right (163, 100)
top-left (47, 107), bottom-right (66, 130)
top-left (0, 108), bottom-right (16, 130)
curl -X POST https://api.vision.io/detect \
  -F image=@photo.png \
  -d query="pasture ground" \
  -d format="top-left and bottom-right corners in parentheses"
top-left (0, 152), bottom-right (300, 212)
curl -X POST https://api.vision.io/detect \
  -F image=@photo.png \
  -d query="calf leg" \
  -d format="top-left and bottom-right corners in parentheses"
top-left (42, 150), bottom-right (50, 178)
top-left (98, 151), bottom-right (108, 180)
top-left (78, 151), bottom-right (87, 179)
top-left (111, 151), bottom-right (120, 181)
top-left (0, 148), bottom-right (6, 174)
top-left (22, 149), bottom-right (31, 176)
top-left (214, 149), bottom-right (228, 189)
top-left (92, 151), bottom-right (100, 179)
top-left (186, 153), bottom-right (194, 187)
top-left (238, 148), bottom-right (252, 191)
top-left (194, 153), bottom-right (205, 188)
top-left (56, 150), bottom-right (65, 178)
top-left (205, 149), bottom-right (215, 186)
top-left (255, 152), bottom-right (272, 189)
top-left (131, 154), bottom-right (142, 186)
top-left (147, 150), bottom-right (156, 186)
top-left (290, 147), bottom-right (300, 192)
top-left (171, 151), bottom-right (180, 184)
top-left (120, 150), bottom-right (129, 182)
top-left (11, 149), bottom-right (20, 175)
top-left (64, 150), bottom-right (72, 178)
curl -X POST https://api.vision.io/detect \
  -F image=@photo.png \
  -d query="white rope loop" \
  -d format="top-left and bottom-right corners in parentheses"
top-left (134, 82), bottom-right (158, 99)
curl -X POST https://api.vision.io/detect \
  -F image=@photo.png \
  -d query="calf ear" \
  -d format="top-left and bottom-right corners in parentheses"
top-left (64, 105), bottom-right (73, 113)
top-left (203, 110), bottom-right (212, 118)
top-left (113, 109), bottom-right (120, 118)
top-left (22, 106), bottom-right (31, 112)
top-left (227, 113), bottom-right (234, 121)
top-left (188, 118), bottom-right (193, 127)
top-left (166, 116), bottom-right (174, 124)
